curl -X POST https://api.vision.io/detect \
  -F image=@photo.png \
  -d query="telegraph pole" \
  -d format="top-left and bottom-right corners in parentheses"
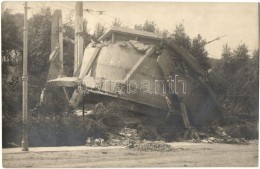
top-left (74, 2), bottom-right (84, 74)
top-left (22, 1), bottom-right (29, 151)
top-left (58, 10), bottom-right (63, 77)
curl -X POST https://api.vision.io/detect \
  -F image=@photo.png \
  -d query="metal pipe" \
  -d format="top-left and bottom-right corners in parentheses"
top-left (21, 1), bottom-right (29, 151)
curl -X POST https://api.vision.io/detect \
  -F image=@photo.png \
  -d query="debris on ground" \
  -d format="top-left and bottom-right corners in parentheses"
top-left (109, 127), bottom-right (141, 146)
top-left (129, 141), bottom-right (173, 152)
top-left (86, 127), bottom-right (141, 147)
top-left (192, 126), bottom-right (249, 144)
top-left (82, 101), bottom-right (253, 147)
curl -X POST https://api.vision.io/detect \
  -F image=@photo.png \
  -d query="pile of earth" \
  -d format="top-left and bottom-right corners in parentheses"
top-left (193, 126), bottom-right (249, 144)
top-left (85, 127), bottom-right (141, 147)
top-left (129, 141), bottom-right (173, 152)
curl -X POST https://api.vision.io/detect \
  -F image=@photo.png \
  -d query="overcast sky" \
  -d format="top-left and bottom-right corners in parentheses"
top-left (3, 1), bottom-right (259, 59)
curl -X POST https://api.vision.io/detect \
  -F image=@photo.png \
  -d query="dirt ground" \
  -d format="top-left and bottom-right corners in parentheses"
top-left (2, 142), bottom-right (258, 167)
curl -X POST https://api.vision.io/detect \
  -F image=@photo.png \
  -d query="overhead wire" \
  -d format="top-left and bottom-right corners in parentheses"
top-left (102, 13), bottom-right (135, 27)
top-left (50, 2), bottom-right (74, 11)
top-left (84, 8), bottom-right (135, 28)
top-left (100, 3), bottom-right (135, 12)
top-left (86, 11), bottom-right (112, 27)
top-left (62, 2), bottom-right (75, 8)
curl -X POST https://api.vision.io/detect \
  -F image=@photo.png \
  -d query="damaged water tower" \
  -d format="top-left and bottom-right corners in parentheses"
top-left (41, 2), bottom-right (223, 138)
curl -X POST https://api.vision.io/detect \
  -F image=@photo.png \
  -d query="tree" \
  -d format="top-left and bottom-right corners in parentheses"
top-left (134, 20), bottom-right (157, 32)
top-left (190, 34), bottom-right (211, 71)
top-left (27, 7), bottom-right (52, 108)
top-left (1, 9), bottom-right (22, 62)
top-left (162, 29), bottom-right (169, 38)
top-left (94, 22), bottom-right (107, 40)
top-left (216, 43), bottom-right (258, 118)
top-left (134, 24), bottom-right (143, 31)
top-left (170, 24), bottom-right (210, 71)
top-left (65, 9), bottom-right (75, 27)
top-left (221, 43), bottom-right (232, 60)
top-left (112, 18), bottom-right (122, 27)
top-left (142, 20), bottom-right (156, 32)
top-left (233, 43), bottom-right (250, 66)
top-left (170, 24), bottom-right (191, 50)
top-left (2, 9), bottom-right (24, 117)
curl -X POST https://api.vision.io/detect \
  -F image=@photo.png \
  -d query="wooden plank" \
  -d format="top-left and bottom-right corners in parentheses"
top-left (180, 102), bottom-right (191, 128)
top-left (62, 87), bottom-right (70, 103)
top-left (164, 38), bottom-right (205, 77)
top-left (49, 47), bottom-right (59, 61)
top-left (69, 89), bottom-right (83, 108)
top-left (122, 46), bottom-right (155, 84)
top-left (47, 77), bottom-right (78, 87)
top-left (78, 47), bottom-right (101, 80)
top-left (157, 49), bottom-right (174, 81)
top-left (73, 61), bottom-right (82, 77)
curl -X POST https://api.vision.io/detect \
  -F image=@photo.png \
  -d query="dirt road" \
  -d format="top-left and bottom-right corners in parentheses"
top-left (2, 142), bottom-right (258, 167)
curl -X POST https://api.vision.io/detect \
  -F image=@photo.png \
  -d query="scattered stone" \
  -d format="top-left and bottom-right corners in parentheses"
top-left (208, 137), bottom-right (216, 142)
top-left (130, 141), bottom-right (173, 152)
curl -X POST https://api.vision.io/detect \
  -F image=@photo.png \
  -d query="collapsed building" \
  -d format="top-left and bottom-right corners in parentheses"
top-left (41, 9), bottom-right (222, 140)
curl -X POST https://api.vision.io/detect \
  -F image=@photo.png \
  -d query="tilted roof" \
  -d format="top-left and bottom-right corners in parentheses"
top-left (98, 26), bottom-right (163, 41)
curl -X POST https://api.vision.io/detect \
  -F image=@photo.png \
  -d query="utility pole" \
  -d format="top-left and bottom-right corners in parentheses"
top-left (58, 10), bottom-right (63, 77)
top-left (258, 2), bottom-right (260, 49)
top-left (74, 2), bottom-right (84, 74)
top-left (22, 1), bottom-right (29, 151)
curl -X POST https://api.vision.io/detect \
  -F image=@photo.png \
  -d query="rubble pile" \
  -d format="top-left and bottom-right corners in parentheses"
top-left (85, 127), bottom-right (141, 147)
top-left (193, 126), bottom-right (249, 144)
top-left (84, 101), bottom-right (252, 147)
top-left (130, 141), bottom-right (173, 152)
top-left (105, 128), bottom-right (141, 146)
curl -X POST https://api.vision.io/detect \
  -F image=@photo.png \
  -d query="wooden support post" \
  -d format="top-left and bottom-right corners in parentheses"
top-left (78, 47), bottom-right (101, 80)
top-left (111, 32), bottom-right (115, 43)
top-left (58, 10), bottom-right (63, 77)
top-left (82, 93), bottom-right (85, 120)
top-left (74, 2), bottom-right (84, 74)
top-left (180, 102), bottom-right (191, 128)
top-left (48, 10), bottom-right (62, 80)
top-left (62, 87), bottom-right (70, 103)
top-left (180, 102), bottom-right (191, 140)
top-left (51, 10), bottom-right (59, 52)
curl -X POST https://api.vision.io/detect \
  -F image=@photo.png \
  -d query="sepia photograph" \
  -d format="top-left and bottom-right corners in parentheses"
top-left (1, 1), bottom-right (259, 167)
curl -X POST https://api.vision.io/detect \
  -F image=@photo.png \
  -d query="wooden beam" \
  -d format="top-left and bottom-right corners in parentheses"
top-left (164, 38), bottom-right (205, 77)
top-left (180, 102), bottom-right (191, 128)
top-left (63, 87), bottom-right (70, 103)
top-left (111, 32), bottom-right (115, 43)
top-left (49, 47), bottom-right (59, 61)
top-left (122, 46), bottom-right (155, 84)
top-left (74, 2), bottom-right (84, 74)
top-left (78, 47), bottom-right (101, 80)
top-left (58, 10), bottom-right (63, 77)
top-left (51, 10), bottom-right (59, 52)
